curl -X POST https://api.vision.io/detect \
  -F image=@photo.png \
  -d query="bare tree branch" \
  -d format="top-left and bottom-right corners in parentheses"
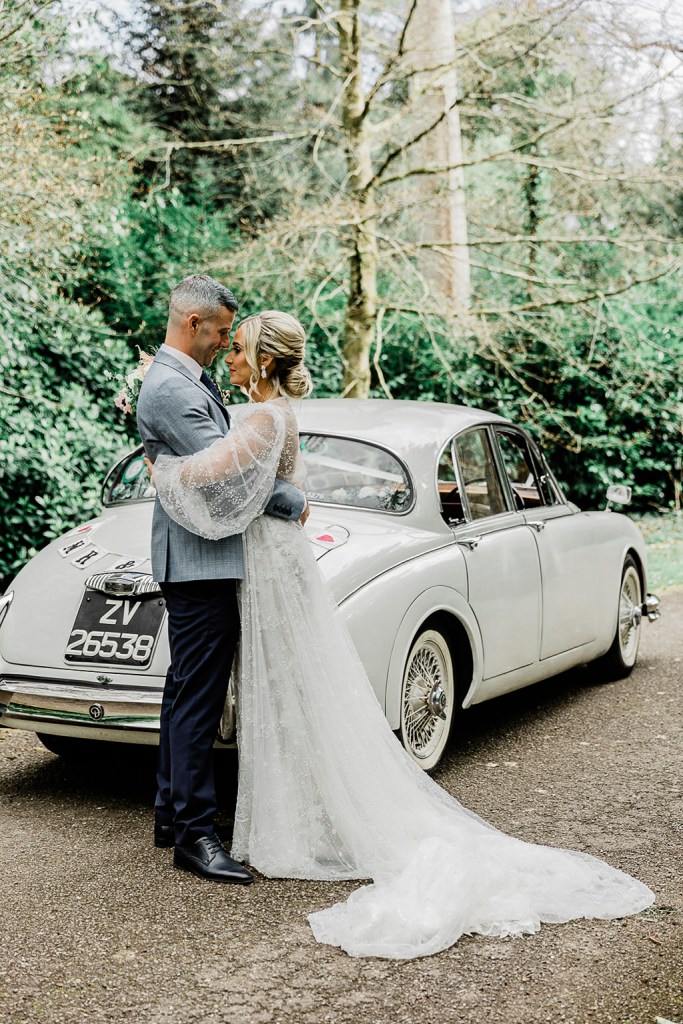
top-left (129, 129), bottom-right (315, 160)
top-left (361, 0), bottom-right (419, 117)
top-left (472, 263), bottom-right (680, 316)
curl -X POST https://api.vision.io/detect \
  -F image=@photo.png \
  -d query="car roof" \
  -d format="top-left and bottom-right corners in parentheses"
top-left (296, 398), bottom-right (511, 453)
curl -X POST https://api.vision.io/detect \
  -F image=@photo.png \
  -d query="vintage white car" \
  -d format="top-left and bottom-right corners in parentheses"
top-left (0, 399), bottom-right (660, 770)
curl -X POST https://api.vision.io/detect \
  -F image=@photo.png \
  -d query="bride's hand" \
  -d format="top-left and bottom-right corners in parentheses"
top-left (144, 456), bottom-right (156, 487)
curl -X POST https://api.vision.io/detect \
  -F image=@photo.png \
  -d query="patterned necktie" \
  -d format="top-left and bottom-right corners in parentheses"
top-left (200, 370), bottom-right (224, 405)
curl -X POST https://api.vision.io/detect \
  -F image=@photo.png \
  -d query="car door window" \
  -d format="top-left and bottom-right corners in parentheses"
top-left (496, 429), bottom-right (555, 508)
top-left (454, 429), bottom-right (508, 520)
top-left (437, 444), bottom-right (465, 524)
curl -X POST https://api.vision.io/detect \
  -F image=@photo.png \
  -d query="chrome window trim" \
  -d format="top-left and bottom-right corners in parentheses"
top-left (299, 430), bottom-right (416, 517)
top-left (434, 438), bottom-right (467, 529)
top-left (530, 441), bottom-right (567, 506)
top-left (486, 424), bottom-right (518, 514)
top-left (450, 424), bottom-right (512, 523)
top-left (493, 425), bottom-right (568, 509)
top-left (490, 425), bottom-right (544, 513)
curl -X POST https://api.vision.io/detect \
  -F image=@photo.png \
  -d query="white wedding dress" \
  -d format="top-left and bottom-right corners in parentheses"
top-left (153, 398), bottom-right (654, 960)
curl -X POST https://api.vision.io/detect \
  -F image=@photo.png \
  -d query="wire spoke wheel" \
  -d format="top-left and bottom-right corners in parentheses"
top-left (618, 564), bottom-right (642, 666)
top-left (400, 628), bottom-right (455, 771)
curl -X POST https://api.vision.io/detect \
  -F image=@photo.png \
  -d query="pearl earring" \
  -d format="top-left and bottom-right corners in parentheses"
top-left (261, 365), bottom-right (267, 379)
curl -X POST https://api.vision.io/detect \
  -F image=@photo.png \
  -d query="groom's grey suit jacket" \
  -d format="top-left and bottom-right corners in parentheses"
top-left (136, 349), bottom-right (305, 583)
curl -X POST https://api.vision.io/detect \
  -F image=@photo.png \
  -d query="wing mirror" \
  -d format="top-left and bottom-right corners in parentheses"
top-left (605, 484), bottom-right (632, 510)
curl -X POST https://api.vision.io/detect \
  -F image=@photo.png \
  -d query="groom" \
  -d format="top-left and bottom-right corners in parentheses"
top-left (137, 274), bottom-right (308, 884)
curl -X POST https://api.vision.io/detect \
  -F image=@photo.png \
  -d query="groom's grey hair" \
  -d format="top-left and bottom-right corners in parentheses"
top-left (169, 275), bottom-right (238, 320)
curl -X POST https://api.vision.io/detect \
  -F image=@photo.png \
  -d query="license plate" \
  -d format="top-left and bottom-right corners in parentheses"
top-left (65, 592), bottom-right (166, 667)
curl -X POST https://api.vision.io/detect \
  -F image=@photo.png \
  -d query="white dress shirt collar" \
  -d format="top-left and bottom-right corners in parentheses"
top-left (159, 343), bottom-right (202, 380)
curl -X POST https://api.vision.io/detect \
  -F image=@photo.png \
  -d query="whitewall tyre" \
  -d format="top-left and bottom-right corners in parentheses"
top-left (399, 627), bottom-right (456, 772)
top-left (595, 555), bottom-right (642, 681)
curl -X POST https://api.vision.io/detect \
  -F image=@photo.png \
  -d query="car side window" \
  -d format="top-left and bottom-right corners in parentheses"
top-left (437, 444), bottom-right (465, 525)
top-left (496, 429), bottom-right (554, 508)
top-left (103, 449), bottom-right (156, 505)
top-left (454, 429), bottom-right (508, 520)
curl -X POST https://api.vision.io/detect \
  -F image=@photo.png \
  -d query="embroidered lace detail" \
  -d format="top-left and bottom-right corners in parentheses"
top-left (154, 399), bottom-right (301, 540)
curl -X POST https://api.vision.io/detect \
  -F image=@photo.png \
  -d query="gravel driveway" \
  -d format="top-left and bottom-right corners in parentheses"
top-left (0, 591), bottom-right (681, 1024)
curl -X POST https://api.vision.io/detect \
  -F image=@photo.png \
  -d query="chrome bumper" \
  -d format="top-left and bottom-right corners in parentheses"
top-left (643, 593), bottom-right (661, 622)
top-left (0, 676), bottom-right (236, 747)
top-left (0, 677), bottom-right (162, 736)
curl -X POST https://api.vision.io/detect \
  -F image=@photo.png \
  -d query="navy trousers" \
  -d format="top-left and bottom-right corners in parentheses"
top-left (156, 579), bottom-right (240, 847)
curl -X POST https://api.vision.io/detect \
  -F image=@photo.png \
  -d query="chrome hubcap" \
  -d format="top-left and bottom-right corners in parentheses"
top-left (427, 683), bottom-right (448, 720)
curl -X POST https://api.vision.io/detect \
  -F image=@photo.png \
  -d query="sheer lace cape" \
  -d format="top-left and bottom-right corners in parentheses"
top-left (153, 400), bottom-right (302, 539)
top-left (152, 399), bottom-right (654, 960)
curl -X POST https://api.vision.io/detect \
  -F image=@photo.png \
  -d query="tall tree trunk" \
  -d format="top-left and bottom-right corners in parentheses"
top-left (405, 0), bottom-right (470, 312)
top-left (339, 0), bottom-right (377, 398)
top-left (521, 66), bottom-right (541, 304)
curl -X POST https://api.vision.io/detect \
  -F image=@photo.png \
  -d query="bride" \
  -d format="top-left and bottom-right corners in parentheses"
top-left (151, 309), bottom-right (654, 960)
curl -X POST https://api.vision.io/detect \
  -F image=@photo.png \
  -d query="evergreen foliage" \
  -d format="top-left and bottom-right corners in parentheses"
top-left (0, 8), bottom-right (132, 583)
top-left (0, 0), bottom-right (681, 589)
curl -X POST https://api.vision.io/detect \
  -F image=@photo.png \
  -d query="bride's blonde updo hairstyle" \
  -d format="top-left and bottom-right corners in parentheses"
top-left (238, 310), bottom-right (313, 400)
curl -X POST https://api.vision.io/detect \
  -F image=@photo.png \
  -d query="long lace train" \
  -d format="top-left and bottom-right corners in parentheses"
top-left (233, 514), bottom-right (654, 959)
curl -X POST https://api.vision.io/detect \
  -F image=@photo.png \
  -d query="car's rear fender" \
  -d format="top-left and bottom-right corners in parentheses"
top-left (339, 542), bottom-right (475, 727)
top-left (383, 586), bottom-right (484, 729)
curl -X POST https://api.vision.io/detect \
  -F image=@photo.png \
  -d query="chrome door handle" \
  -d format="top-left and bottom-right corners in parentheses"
top-left (528, 521), bottom-right (545, 532)
top-left (457, 536), bottom-right (482, 550)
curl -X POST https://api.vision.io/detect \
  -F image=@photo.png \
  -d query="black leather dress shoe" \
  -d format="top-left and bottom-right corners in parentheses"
top-left (173, 834), bottom-right (253, 884)
top-left (155, 821), bottom-right (233, 849)
top-left (154, 823), bottom-right (175, 848)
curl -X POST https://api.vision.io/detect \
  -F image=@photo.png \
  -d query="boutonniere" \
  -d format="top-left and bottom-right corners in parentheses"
top-left (108, 348), bottom-right (156, 416)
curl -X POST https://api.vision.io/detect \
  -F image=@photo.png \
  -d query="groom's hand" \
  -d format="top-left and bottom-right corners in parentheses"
top-left (299, 498), bottom-right (310, 527)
